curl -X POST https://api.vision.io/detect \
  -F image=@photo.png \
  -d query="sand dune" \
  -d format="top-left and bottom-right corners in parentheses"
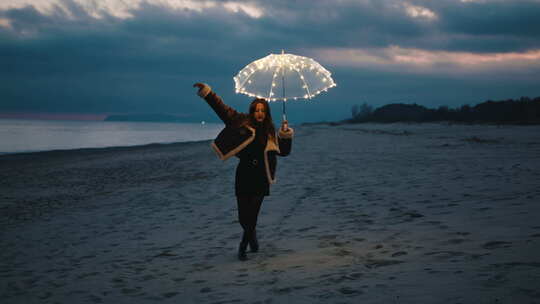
top-left (1, 123), bottom-right (540, 303)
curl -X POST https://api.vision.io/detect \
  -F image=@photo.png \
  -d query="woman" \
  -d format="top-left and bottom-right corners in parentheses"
top-left (193, 82), bottom-right (294, 261)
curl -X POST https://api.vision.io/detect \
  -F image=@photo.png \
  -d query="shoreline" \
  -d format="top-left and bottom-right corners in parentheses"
top-left (0, 119), bottom-right (223, 156)
top-left (0, 139), bottom-right (212, 158)
top-left (4, 120), bottom-right (537, 156)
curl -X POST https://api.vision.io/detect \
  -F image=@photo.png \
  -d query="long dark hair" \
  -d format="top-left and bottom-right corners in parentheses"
top-left (248, 98), bottom-right (276, 138)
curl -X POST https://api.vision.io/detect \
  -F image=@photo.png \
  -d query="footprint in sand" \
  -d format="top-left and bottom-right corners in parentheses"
top-left (272, 285), bottom-right (307, 294)
top-left (35, 291), bottom-right (53, 299)
top-left (121, 287), bottom-right (142, 295)
top-left (325, 273), bottom-right (363, 284)
top-left (424, 251), bottom-right (465, 260)
top-left (338, 286), bottom-right (363, 295)
top-left (162, 292), bottom-right (179, 298)
top-left (441, 238), bottom-right (469, 245)
top-left (482, 241), bottom-right (512, 249)
top-left (140, 274), bottom-right (155, 281)
top-left (419, 220), bottom-right (442, 226)
top-left (318, 234), bottom-right (338, 240)
top-left (87, 294), bottom-right (102, 303)
top-left (200, 287), bottom-right (212, 293)
top-left (364, 259), bottom-right (404, 268)
top-left (77, 272), bottom-right (100, 279)
top-left (297, 226), bottom-right (317, 232)
top-left (154, 250), bottom-right (177, 258)
top-left (482, 273), bottom-right (508, 288)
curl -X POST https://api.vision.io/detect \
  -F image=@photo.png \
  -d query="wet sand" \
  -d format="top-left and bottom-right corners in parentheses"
top-left (1, 123), bottom-right (540, 303)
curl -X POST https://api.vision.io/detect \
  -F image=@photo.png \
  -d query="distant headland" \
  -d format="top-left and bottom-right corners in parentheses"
top-left (344, 96), bottom-right (540, 125)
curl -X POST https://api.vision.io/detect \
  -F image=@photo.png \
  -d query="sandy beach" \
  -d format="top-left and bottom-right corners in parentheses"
top-left (1, 122), bottom-right (540, 304)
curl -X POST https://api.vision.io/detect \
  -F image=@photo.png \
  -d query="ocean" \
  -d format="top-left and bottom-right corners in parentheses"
top-left (0, 119), bottom-right (223, 154)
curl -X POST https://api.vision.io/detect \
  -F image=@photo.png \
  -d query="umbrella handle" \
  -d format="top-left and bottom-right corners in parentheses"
top-left (282, 101), bottom-right (288, 131)
top-left (281, 114), bottom-right (289, 132)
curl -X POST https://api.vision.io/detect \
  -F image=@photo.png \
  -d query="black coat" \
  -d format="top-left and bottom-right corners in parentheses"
top-left (203, 91), bottom-right (293, 186)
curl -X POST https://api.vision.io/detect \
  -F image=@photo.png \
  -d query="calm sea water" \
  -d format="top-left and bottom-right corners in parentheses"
top-left (0, 119), bottom-right (223, 154)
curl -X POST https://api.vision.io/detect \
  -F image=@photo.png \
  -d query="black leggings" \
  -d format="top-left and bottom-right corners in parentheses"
top-left (236, 195), bottom-right (264, 241)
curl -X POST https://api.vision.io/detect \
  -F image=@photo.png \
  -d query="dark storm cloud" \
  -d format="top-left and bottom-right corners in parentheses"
top-left (239, 0), bottom-right (540, 52)
top-left (434, 0), bottom-right (540, 37)
top-left (417, 0), bottom-right (540, 52)
top-left (231, 0), bottom-right (433, 49)
top-left (0, 2), bottom-right (253, 118)
top-left (1, 0), bottom-right (540, 122)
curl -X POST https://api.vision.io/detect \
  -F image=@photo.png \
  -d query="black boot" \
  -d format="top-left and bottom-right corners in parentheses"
top-left (249, 229), bottom-right (259, 253)
top-left (238, 231), bottom-right (249, 261)
top-left (238, 241), bottom-right (248, 261)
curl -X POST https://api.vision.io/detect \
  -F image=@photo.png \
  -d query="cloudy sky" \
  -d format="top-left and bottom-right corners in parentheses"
top-left (1, 0), bottom-right (540, 123)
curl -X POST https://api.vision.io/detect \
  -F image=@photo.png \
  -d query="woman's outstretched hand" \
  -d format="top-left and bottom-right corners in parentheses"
top-left (281, 120), bottom-right (289, 132)
top-left (193, 83), bottom-right (211, 98)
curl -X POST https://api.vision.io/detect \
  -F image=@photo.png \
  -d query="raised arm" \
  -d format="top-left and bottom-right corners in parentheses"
top-left (194, 83), bottom-right (244, 125)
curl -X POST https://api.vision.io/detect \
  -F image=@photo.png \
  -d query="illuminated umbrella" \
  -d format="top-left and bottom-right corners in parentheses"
top-left (233, 50), bottom-right (336, 120)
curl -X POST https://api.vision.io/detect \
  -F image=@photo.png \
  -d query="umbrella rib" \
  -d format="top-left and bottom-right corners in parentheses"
top-left (238, 65), bottom-right (259, 96)
top-left (239, 72), bottom-right (256, 95)
top-left (268, 65), bottom-right (280, 100)
top-left (292, 66), bottom-right (312, 99)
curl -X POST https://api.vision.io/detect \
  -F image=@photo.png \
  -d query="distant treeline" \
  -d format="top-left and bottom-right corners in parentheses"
top-left (346, 96), bottom-right (540, 124)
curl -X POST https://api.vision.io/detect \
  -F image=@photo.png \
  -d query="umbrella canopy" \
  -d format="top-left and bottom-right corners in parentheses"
top-left (233, 51), bottom-right (336, 102)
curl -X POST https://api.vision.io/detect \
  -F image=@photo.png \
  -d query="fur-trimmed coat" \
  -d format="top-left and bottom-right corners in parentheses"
top-left (199, 87), bottom-right (293, 184)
